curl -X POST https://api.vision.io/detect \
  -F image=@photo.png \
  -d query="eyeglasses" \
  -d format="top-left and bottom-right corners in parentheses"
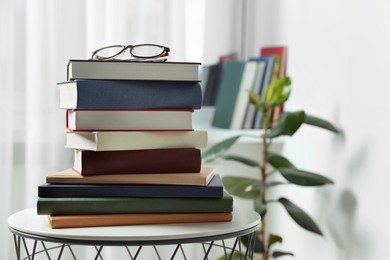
top-left (91, 44), bottom-right (170, 62)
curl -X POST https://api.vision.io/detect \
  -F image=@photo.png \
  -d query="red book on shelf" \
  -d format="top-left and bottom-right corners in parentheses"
top-left (260, 46), bottom-right (288, 124)
top-left (73, 148), bottom-right (201, 176)
top-left (260, 46), bottom-right (287, 77)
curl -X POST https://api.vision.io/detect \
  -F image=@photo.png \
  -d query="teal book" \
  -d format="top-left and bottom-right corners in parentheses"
top-left (211, 61), bottom-right (246, 128)
top-left (37, 193), bottom-right (233, 215)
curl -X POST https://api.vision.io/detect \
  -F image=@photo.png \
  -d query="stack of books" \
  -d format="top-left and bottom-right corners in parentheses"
top-left (37, 59), bottom-right (233, 228)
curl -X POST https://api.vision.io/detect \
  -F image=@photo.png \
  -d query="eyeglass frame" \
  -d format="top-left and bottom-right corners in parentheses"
top-left (90, 44), bottom-right (170, 61)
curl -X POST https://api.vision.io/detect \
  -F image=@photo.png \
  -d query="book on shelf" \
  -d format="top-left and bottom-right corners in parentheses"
top-left (37, 192), bottom-right (234, 215)
top-left (46, 167), bottom-right (215, 186)
top-left (260, 46), bottom-right (288, 125)
top-left (249, 56), bottom-right (275, 129)
top-left (211, 61), bottom-right (246, 129)
top-left (39, 174), bottom-right (223, 198)
top-left (66, 109), bottom-right (193, 131)
top-left (242, 58), bottom-right (267, 129)
top-left (65, 130), bottom-right (208, 151)
top-left (260, 46), bottom-right (287, 78)
top-left (67, 60), bottom-right (201, 81)
top-left (202, 63), bottom-right (223, 106)
top-left (218, 52), bottom-right (238, 63)
top-left (229, 61), bottom-right (259, 129)
top-left (58, 80), bottom-right (202, 110)
top-left (48, 212), bottom-right (233, 229)
top-left (73, 148), bottom-right (201, 176)
top-left (200, 65), bottom-right (210, 96)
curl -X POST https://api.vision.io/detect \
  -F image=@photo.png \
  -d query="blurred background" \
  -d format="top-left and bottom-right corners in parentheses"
top-left (1, 0), bottom-right (389, 259)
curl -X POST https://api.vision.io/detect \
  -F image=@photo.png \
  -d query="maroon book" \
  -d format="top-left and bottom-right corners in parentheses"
top-left (73, 148), bottom-right (201, 176)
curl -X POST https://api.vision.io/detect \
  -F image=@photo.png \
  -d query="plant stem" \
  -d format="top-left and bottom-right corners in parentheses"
top-left (260, 108), bottom-right (272, 260)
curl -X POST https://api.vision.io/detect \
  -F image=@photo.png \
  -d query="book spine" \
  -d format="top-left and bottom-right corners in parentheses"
top-left (37, 196), bottom-right (233, 215)
top-left (66, 109), bottom-right (194, 131)
top-left (212, 61), bottom-right (246, 128)
top-left (60, 80), bottom-right (202, 110)
top-left (49, 212), bottom-right (233, 228)
top-left (76, 148), bottom-right (201, 176)
top-left (39, 184), bottom-right (223, 198)
top-left (39, 175), bottom-right (223, 198)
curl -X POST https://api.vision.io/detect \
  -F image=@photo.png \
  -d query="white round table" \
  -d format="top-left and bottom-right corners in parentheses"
top-left (9, 207), bottom-right (260, 260)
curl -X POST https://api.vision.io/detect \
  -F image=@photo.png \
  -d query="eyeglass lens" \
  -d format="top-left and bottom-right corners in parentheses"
top-left (130, 45), bottom-right (166, 58)
top-left (94, 46), bottom-right (127, 60)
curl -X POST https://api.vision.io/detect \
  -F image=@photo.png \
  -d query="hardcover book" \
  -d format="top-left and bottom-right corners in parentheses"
top-left (39, 174), bottom-right (223, 198)
top-left (247, 56), bottom-right (274, 129)
top-left (260, 46), bottom-right (288, 124)
top-left (67, 109), bottom-right (193, 131)
top-left (212, 61), bottom-right (246, 129)
top-left (37, 192), bottom-right (234, 215)
top-left (58, 80), bottom-right (202, 110)
top-left (73, 148), bottom-right (201, 176)
top-left (242, 58), bottom-right (267, 129)
top-left (65, 130), bottom-right (208, 151)
top-left (46, 167), bottom-right (215, 186)
top-left (67, 60), bottom-right (201, 81)
top-left (48, 212), bottom-right (233, 229)
top-left (202, 63), bottom-right (223, 106)
top-left (229, 61), bottom-right (259, 129)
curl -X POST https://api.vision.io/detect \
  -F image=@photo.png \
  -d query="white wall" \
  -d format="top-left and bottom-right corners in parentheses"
top-left (267, 0), bottom-right (390, 259)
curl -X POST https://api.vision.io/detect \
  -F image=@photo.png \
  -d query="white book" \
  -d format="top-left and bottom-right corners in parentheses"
top-left (67, 110), bottom-right (193, 131)
top-left (65, 131), bottom-right (208, 151)
top-left (230, 61), bottom-right (258, 129)
top-left (67, 60), bottom-right (200, 81)
top-left (242, 61), bottom-right (266, 129)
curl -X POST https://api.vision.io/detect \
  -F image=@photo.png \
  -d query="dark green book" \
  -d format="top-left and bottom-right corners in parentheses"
top-left (37, 193), bottom-right (233, 215)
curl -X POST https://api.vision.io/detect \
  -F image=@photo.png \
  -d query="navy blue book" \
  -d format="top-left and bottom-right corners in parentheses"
top-left (38, 174), bottom-right (223, 198)
top-left (58, 80), bottom-right (202, 109)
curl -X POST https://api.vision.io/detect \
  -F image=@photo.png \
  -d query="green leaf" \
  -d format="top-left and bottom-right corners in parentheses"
top-left (271, 251), bottom-right (294, 258)
top-left (279, 167), bottom-right (334, 186)
top-left (241, 231), bottom-right (264, 253)
top-left (263, 77), bottom-right (292, 108)
top-left (254, 196), bottom-right (267, 217)
top-left (267, 151), bottom-right (296, 169)
top-left (278, 197), bottom-right (323, 235)
top-left (268, 233), bottom-right (283, 249)
top-left (245, 181), bottom-right (286, 192)
top-left (202, 135), bottom-right (242, 163)
top-left (249, 91), bottom-right (260, 106)
top-left (267, 111), bottom-right (305, 138)
top-left (223, 154), bottom-right (260, 168)
top-left (304, 114), bottom-right (340, 133)
top-left (222, 177), bottom-right (259, 199)
top-left (270, 80), bottom-right (291, 108)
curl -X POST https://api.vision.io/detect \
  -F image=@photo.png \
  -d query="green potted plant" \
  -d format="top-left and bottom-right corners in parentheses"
top-left (202, 77), bottom-right (340, 259)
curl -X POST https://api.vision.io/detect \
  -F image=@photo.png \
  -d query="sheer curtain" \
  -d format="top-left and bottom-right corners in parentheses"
top-left (0, 0), bottom-right (252, 259)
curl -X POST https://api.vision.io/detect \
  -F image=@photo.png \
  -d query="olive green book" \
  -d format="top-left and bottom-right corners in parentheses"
top-left (37, 193), bottom-right (233, 215)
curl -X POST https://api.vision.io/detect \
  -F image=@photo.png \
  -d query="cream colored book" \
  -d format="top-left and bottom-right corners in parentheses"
top-left (65, 130), bottom-right (208, 151)
top-left (46, 166), bottom-right (215, 186)
top-left (67, 109), bottom-right (193, 131)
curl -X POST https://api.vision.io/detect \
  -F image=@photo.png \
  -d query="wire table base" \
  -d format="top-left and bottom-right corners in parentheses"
top-left (11, 230), bottom-right (257, 260)
top-left (9, 208), bottom-right (260, 260)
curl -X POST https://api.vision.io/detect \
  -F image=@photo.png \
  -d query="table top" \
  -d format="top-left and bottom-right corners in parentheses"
top-left (8, 207), bottom-right (260, 245)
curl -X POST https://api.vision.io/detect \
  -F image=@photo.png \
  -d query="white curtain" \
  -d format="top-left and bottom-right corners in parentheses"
top-left (0, 0), bottom-right (251, 259)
